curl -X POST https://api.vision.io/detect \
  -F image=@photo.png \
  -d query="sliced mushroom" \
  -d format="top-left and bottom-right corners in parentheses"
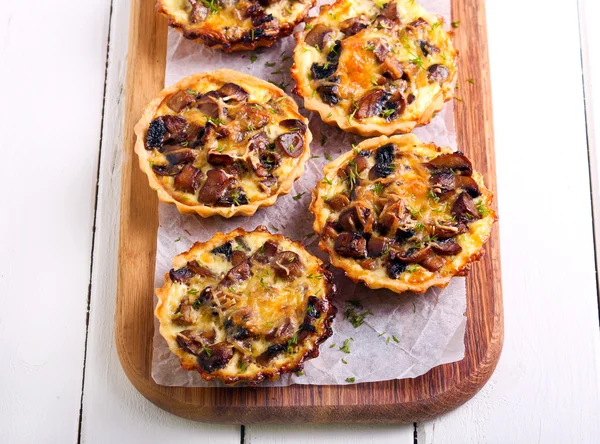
top-left (265, 318), bottom-right (295, 341)
top-left (334, 233), bottom-right (367, 258)
top-left (224, 318), bottom-right (251, 340)
top-left (174, 164), bottom-right (203, 193)
top-left (355, 89), bottom-right (391, 119)
top-left (207, 151), bottom-right (236, 166)
top-left (431, 238), bottom-right (462, 255)
top-left (152, 164), bottom-right (183, 176)
top-left (317, 84), bottom-right (339, 105)
top-left (452, 192), bottom-right (480, 222)
top-left (373, 41), bottom-right (390, 63)
top-left (146, 118), bottom-right (168, 149)
top-left (427, 64), bottom-right (449, 83)
top-left (380, 1), bottom-right (401, 21)
top-left (251, 11), bottom-right (275, 27)
top-left (256, 343), bottom-right (286, 367)
top-left (252, 240), bottom-right (279, 263)
top-left (381, 92), bottom-right (406, 121)
top-left (340, 17), bottom-right (369, 35)
top-left (234, 103), bottom-right (270, 131)
top-left (276, 132), bottom-right (304, 157)
top-left (146, 115), bottom-right (189, 148)
top-left (426, 153), bottom-right (473, 175)
top-left (270, 251), bottom-right (304, 278)
top-left (305, 23), bottom-right (332, 47)
top-left (216, 187), bottom-right (249, 207)
top-left (198, 169), bottom-right (230, 205)
top-left (167, 90), bottom-right (196, 112)
top-left (230, 250), bottom-right (248, 267)
top-left (174, 296), bottom-right (199, 326)
top-left (327, 40), bottom-right (342, 65)
top-left (386, 258), bottom-right (407, 279)
top-left (367, 236), bottom-right (389, 257)
top-left (430, 171), bottom-right (456, 198)
top-left (407, 17), bottom-right (428, 29)
top-left (221, 261), bottom-right (251, 287)
top-left (176, 330), bottom-right (206, 355)
top-left (279, 119), bottom-right (307, 134)
top-left (187, 261), bottom-right (215, 277)
top-left (216, 83), bottom-right (249, 102)
top-left (348, 154), bottom-right (369, 174)
top-left (431, 222), bottom-right (468, 239)
top-left (396, 246), bottom-right (432, 263)
top-left (166, 148), bottom-right (196, 165)
top-left (369, 143), bottom-right (396, 179)
top-left (420, 254), bottom-right (445, 272)
top-left (197, 342), bottom-right (234, 372)
top-left (195, 92), bottom-right (221, 119)
top-left (326, 194), bottom-right (350, 211)
top-left (311, 62), bottom-right (337, 80)
top-left (381, 57), bottom-right (404, 79)
top-left (188, 0), bottom-right (208, 23)
top-left (337, 205), bottom-right (373, 233)
top-left (419, 40), bottom-right (439, 57)
top-left (211, 241), bottom-right (233, 260)
top-left (455, 175), bottom-right (480, 197)
top-left (169, 267), bottom-right (195, 283)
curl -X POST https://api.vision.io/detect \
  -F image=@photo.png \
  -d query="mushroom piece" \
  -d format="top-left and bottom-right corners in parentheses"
top-left (198, 169), bottom-right (230, 205)
top-left (337, 205), bottom-right (373, 233)
top-left (167, 90), bottom-right (196, 112)
top-left (420, 254), bottom-right (445, 272)
top-left (369, 143), bottom-right (396, 179)
top-left (174, 164), bottom-right (203, 194)
top-left (276, 132), bottom-right (304, 157)
top-left (419, 40), bottom-right (439, 57)
top-left (235, 103), bottom-right (270, 131)
top-left (427, 64), bottom-right (449, 83)
top-left (311, 62), bottom-right (337, 80)
top-left (452, 192), bottom-right (480, 222)
top-left (380, 1), bottom-right (401, 21)
top-left (340, 17), bottom-right (369, 36)
top-left (146, 115), bottom-right (189, 148)
top-left (430, 171), bottom-right (456, 198)
top-left (326, 194), bottom-right (350, 211)
top-left (195, 92), bottom-right (221, 119)
top-left (176, 330), bottom-right (207, 355)
top-left (455, 175), bottom-right (481, 197)
top-left (186, 260), bottom-right (215, 277)
top-left (230, 250), bottom-right (248, 266)
top-left (252, 240), bottom-right (279, 263)
top-left (327, 40), bottom-right (342, 65)
top-left (216, 187), bottom-right (249, 207)
top-left (431, 222), bottom-right (468, 239)
top-left (169, 267), bottom-right (195, 283)
top-left (334, 233), bottom-right (367, 258)
top-left (197, 342), bottom-right (234, 372)
top-left (373, 41), bottom-right (390, 63)
top-left (386, 258), bottom-right (407, 279)
top-left (221, 261), bottom-right (251, 287)
top-left (188, 0), bottom-right (209, 23)
top-left (256, 343), bottom-right (286, 367)
top-left (367, 236), bottom-right (389, 257)
top-left (216, 83), bottom-right (249, 102)
top-left (207, 152), bottom-right (236, 166)
top-left (355, 89), bottom-right (391, 120)
top-left (382, 57), bottom-right (404, 80)
top-left (381, 92), bottom-right (406, 121)
top-left (174, 296), bottom-right (199, 325)
top-left (317, 84), bottom-right (339, 105)
top-left (162, 115), bottom-right (190, 142)
top-left (426, 153), bottom-right (473, 175)
top-left (397, 246), bottom-right (433, 263)
top-left (431, 238), bottom-right (463, 255)
top-left (407, 17), bottom-right (428, 29)
top-left (305, 23), bottom-right (333, 47)
top-left (165, 148), bottom-right (196, 165)
top-left (270, 251), bottom-right (304, 278)
top-left (279, 119), bottom-right (307, 134)
top-left (152, 164), bottom-right (183, 176)
top-left (211, 241), bottom-right (233, 260)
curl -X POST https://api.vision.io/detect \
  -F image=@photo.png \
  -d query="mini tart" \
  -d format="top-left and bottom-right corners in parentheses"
top-left (155, 226), bottom-right (336, 385)
top-left (310, 134), bottom-right (497, 294)
top-left (134, 69), bottom-right (312, 218)
top-left (292, 0), bottom-right (458, 136)
top-left (156, 0), bottom-right (314, 52)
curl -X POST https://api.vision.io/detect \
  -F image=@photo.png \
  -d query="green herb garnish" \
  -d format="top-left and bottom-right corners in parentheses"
top-left (339, 338), bottom-right (354, 353)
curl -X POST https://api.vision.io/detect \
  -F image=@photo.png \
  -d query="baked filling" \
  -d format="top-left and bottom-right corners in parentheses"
top-left (292, 0), bottom-right (458, 136)
top-left (310, 134), bottom-right (496, 294)
top-left (135, 69), bottom-right (312, 217)
top-left (155, 226), bottom-right (336, 384)
top-left (156, 0), bottom-right (314, 51)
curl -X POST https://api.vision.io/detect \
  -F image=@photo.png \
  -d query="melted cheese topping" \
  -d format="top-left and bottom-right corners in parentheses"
top-left (310, 134), bottom-right (496, 294)
top-left (158, 0), bottom-right (313, 50)
top-left (139, 70), bottom-right (311, 216)
top-left (292, 0), bottom-right (458, 135)
top-left (155, 227), bottom-right (335, 384)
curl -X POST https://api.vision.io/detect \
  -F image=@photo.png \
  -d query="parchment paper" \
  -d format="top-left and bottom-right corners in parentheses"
top-left (152, 0), bottom-right (466, 386)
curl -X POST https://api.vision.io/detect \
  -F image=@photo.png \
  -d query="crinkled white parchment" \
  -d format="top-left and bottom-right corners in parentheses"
top-left (152, 0), bottom-right (466, 386)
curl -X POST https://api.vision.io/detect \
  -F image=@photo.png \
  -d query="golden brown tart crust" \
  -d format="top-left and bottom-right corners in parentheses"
top-left (292, 0), bottom-right (458, 136)
top-left (156, 0), bottom-right (315, 51)
top-left (155, 226), bottom-right (336, 385)
top-left (134, 69), bottom-right (312, 218)
top-left (310, 134), bottom-right (497, 294)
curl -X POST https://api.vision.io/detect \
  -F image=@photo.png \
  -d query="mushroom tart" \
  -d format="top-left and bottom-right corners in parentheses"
top-left (156, 226), bottom-right (336, 384)
top-left (156, 0), bottom-right (314, 52)
top-left (310, 134), bottom-right (496, 294)
top-left (292, 0), bottom-right (458, 136)
top-left (135, 70), bottom-right (312, 218)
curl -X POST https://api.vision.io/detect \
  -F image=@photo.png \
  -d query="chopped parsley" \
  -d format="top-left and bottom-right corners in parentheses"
top-left (200, 0), bottom-right (221, 14)
top-left (324, 152), bottom-right (332, 161)
top-left (392, 335), bottom-right (400, 343)
top-left (292, 192), bottom-right (305, 200)
top-left (344, 300), bottom-right (373, 328)
top-left (203, 346), bottom-right (213, 357)
top-left (250, 54), bottom-right (257, 63)
top-left (345, 377), bottom-right (356, 383)
top-left (467, 78), bottom-right (475, 84)
top-left (373, 182), bottom-right (385, 195)
top-left (476, 200), bottom-right (490, 216)
top-left (184, 229), bottom-right (191, 236)
top-left (322, 177), bottom-right (333, 185)
top-left (329, 343), bottom-right (336, 348)
top-left (321, 135), bottom-right (328, 146)
top-left (410, 57), bottom-right (424, 69)
top-left (265, 61), bottom-right (276, 67)
top-left (431, 21), bottom-right (442, 29)
top-left (342, 358), bottom-right (348, 364)
top-left (451, 20), bottom-right (461, 28)
top-left (339, 338), bottom-right (354, 353)
top-left (238, 361), bottom-right (248, 371)
top-left (381, 108), bottom-right (395, 118)
top-left (296, 370), bottom-right (305, 376)
top-left (174, 236), bottom-right (182, 242)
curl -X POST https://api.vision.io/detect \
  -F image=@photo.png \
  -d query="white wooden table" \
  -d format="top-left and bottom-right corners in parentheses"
top-left (2, 0), bottom-right (600, 442)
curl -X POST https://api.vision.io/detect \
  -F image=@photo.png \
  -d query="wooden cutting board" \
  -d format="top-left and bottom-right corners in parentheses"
top-left (116, 0), bottom-right (503, 423)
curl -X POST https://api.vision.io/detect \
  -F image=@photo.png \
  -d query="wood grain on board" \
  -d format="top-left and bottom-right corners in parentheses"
top-left (115, 0), bottom-right (503, 423)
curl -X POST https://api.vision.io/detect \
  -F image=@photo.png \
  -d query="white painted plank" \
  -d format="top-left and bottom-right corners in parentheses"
top-left (420, 0), bottom-right (600, 442)
top-left (0, 1), bottom-right (111, 443)
top-left (246, 424), bottom-right (414, 444)
top-left (78, 1), bottom-right (240, 442)
top-left (581, 0), bottom-right (600, 278)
